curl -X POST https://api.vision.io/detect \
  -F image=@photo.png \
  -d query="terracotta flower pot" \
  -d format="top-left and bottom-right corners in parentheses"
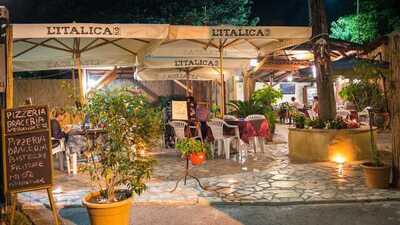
top-left (82, 192), bottom-right (133, 225)
top-left (190, 152), bottom-right (206, 165)
top-left (360, 162), bottom-right (391, 189)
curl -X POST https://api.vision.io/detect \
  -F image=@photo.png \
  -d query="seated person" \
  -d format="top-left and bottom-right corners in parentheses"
top-left (51, 109), bottom-right (71, 147)
top-left (289, 97), bottom-right (304, 110)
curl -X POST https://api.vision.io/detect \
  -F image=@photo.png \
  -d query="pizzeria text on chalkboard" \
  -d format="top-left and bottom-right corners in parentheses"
top-left (2, 106), bottom-right (53, 192)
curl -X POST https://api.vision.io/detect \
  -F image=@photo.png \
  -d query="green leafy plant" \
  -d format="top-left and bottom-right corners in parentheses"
top-left (293, 113), bottom-right (306, 129)
top-left (251, 86), bottom-right (283, 107)
top-left (228, 100), bottom-right (265, 118)
top-left (339, 80), bottom-right (386, 112)
top-left (210, 103), bottom-right (220, 118)
top-left (175, 138), bottom-right (204, 156)
top-left (307, 118), bottom-right (326, 129)
top-left (264, 109), bottom-right (277, 133)
top-left (326, 118), bottom-right (348, 129)
top-left (81, 87), bottom-right (162, 203)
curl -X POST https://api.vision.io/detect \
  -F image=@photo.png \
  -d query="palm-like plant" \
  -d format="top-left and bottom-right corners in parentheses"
top-left (228, 100), bottom-right (265, 117)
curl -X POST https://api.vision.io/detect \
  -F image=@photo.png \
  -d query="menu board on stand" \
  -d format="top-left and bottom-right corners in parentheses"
top-left (1, 105), bottom-right (59, 225)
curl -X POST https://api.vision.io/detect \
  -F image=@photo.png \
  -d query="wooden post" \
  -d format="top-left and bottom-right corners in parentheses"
top-left (243, 69), bottom-right (249, 101)
top-left (387, 33), bottom-right (400, 187)
top-left (74, 53), bottom-right (85, 105)
top-left (5, 25), bottom-right (13, 109)
top-left (219, 41), bottom-right (225, 116)
top-left (309, 0), bottom-right (336, 120)
top-left (185, 70), bottom-right (191, 97)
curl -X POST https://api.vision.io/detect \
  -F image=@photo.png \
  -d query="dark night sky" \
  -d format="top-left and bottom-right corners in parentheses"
top-left (253, 0), bottom-right (355, 26)
top-left (0, 0), bottom-right (355, 25)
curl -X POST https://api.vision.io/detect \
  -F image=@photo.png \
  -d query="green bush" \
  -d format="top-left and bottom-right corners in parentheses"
top-left (251, 86), bottom-right (283, 106)
top-left (339, 81), bottom-right (386, 112)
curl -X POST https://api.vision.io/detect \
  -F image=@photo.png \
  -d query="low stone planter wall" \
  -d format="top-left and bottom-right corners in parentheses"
top-left (288, 127), bottom-right (376, 162)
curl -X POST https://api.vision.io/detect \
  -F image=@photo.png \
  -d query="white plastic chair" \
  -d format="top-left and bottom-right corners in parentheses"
top-left (52, 138), bottom-right (73, 174)
top-left (169, 121), bottom-right (187, 142)
top-left (223, 115), bottom-right (239, 121)
top-left (245, 114), bottom-right (266, 153)
top-left (208, 118), bottom-right (240, 160)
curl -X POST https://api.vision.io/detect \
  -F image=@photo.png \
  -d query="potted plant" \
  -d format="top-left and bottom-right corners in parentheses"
top-left (81, 88), bottom-right (161, 225)
top-left (176, 138), bottom-right (206, 165)
top-left (360, 109), bottom-right (390, 188)
top-left (293, 113), bottom-right (306, 129)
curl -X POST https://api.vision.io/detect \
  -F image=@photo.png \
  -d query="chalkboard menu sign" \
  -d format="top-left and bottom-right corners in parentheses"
top-left (2, 105), bottom-right (53, 192)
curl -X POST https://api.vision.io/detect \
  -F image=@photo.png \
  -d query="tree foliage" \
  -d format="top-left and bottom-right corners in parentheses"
top-left (330, 13), bottom-right (378, 44)
top-left (10, 0), bottom-right (258, 25)
top-left (330, 0), bottom-right (400, 44)
top-left (82, 87), bottom-right (162, 202)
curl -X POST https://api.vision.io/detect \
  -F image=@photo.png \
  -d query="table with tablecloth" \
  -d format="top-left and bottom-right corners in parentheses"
top-left (205, 119), bottom-right (271, 143)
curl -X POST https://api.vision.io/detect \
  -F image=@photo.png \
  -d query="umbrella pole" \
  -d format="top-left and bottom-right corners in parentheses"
top-left (185, 69), bottom-right (190, 97)
top-left (74, 53), bottom-right (85, 105)
top-left (6, 25), bottom-right (13, 109)
top-left (219, 42), bottom-right (225, 116)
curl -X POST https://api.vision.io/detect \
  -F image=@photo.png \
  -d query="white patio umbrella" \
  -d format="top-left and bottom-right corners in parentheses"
top-left (148, 25), bottom-right (312, 114)
top-left (11, 23), bottom-right (169, 103)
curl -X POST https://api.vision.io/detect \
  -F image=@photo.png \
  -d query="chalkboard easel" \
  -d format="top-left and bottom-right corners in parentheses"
top-left (1, 105), bottom-right (59, 225)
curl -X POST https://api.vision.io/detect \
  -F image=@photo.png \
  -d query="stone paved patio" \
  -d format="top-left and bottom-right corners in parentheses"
top-left (17, 125), bottom-right (400, 210)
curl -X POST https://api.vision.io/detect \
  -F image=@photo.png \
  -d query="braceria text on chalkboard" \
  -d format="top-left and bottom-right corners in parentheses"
top-left (5, 105), bottom-right (48, 134)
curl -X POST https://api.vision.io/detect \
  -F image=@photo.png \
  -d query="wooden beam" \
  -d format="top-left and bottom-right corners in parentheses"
top-left (173, 80), bottom-right (193, 94)
top-left (6, 25), bottom-right (13, 109)
top-left (92, 67), bottom-right (118, 90)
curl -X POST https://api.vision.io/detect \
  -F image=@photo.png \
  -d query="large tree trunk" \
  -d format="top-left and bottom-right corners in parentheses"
top-left (309, 0), bottom-right (336, 120)
top-left (387, 33), bottom-right (400, 187)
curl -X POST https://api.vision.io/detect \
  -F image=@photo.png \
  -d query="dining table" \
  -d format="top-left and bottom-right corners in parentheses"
top-left (206, 118), bottom-right (271, 144)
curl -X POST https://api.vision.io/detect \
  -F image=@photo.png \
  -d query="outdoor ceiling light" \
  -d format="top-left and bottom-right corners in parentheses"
top-left (287, 75), bottom-right (293, 82)
top-left (250, 58), bottom-right (258, 67)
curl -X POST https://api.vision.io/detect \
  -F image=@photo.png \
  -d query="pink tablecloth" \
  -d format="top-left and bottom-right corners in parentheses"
top-left (224, 119), bottom-right (271, 143)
